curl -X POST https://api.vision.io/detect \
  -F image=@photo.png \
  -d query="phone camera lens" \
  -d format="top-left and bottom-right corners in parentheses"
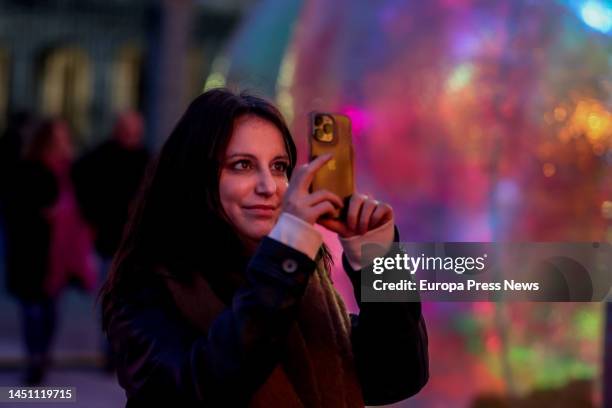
top-left (323, 123), bottom-right (333, 134)
top-left (314, 116), bottom-right (323, 126)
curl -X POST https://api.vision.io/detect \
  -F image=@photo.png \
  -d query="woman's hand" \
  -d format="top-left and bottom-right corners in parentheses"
top-left (318, 193), bottom-right (393, 238)
top-left (282, 154), bottom-right (344, 225)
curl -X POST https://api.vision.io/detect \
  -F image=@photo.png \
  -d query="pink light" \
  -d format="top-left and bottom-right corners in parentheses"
top-left (340, 106), bottom-right (372, 141)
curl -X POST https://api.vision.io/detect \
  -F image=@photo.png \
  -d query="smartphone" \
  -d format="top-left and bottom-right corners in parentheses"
top-left (309, 111), bottom-right (355, 219)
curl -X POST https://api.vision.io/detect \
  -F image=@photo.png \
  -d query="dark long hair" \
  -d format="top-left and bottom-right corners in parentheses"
top-left (99, 89), bottom-right (332, 327)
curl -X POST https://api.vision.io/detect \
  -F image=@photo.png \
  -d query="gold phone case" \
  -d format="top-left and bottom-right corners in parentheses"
top-left (309, 112), bottom-right (355, 219)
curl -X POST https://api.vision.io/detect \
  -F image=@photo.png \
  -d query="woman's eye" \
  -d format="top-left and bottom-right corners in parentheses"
top-left (272, 161), bottom-right (289, 173)
top-left (232, 160), bottom-right (253, 170)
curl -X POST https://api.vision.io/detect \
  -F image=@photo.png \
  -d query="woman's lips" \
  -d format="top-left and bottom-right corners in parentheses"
top-left (243, 205), bottom-right (278, 218)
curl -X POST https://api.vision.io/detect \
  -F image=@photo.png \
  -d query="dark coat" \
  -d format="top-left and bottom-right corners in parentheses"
top-left (104, 229), bottom-right (429, 407)
top-left (4, 160), bottom-right (58, 300)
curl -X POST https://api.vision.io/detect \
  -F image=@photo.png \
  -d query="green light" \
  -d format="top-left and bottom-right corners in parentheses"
top-left (447, 63), bottom-right (473, 92)
top-left (575, 309), bottom-right (601, 339)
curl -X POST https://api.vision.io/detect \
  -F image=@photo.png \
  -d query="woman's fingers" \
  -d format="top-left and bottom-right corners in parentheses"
top-left (315, 191), bottom-right (394, 236)
top-left (290, 154), bottom-right (332, 190)
top-left (358, 199), bottom-right (377, 235)
top-left (339, 193), bottom-right (395, 236)
top-left (285, 158), bottom-right (395, 233)
top-left (317, 217), bottom-right (352, 237)
top-left (283, 155), bottom-right (339, 224)
top-left (310, 200), bottom-right (337, 221)
top-left (304, 189), bottom-right (343, 209)
top-left (346, 193), bottom-right (366, 232)
top-left (369, 202), bottom-right (393, 230)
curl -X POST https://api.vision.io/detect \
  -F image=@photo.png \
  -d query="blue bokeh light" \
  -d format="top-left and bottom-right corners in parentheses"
top-left (580, 1), bottom-right (612, 33)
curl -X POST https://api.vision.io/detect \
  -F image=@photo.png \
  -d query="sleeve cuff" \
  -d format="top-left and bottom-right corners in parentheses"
top-left (267, 212), bottom-right (323, 260)
top-left (339, 217), bottom-right (395, 270)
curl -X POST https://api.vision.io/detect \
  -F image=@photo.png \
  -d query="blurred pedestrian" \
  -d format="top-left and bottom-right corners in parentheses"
top-left (0, 111), bottom-right (37, 207)
top-left (0, 111), bottom-right (37, 295)
top-left (72, 111), bottom-right (149, 371)
top-left (4, 119), bottom-right (96, 385)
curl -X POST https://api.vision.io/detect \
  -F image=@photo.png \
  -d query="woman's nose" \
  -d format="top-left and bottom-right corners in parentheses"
top-left (255, 169), bottom-right (277, 196)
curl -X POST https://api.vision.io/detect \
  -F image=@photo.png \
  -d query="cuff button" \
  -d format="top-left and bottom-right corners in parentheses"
top-left (282, 259), bottom-right (298, 273)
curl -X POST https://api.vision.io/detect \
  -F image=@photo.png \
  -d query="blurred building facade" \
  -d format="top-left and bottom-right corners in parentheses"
top-left (0, 0), bottom-right (253, 148)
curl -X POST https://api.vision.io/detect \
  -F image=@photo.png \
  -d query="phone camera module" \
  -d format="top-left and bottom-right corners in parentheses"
top-left (315, 128), bottom-right (333, 142)
top-left (313, 114), bottom-right (334, 142)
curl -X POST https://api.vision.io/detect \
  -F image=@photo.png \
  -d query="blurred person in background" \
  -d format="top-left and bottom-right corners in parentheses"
top-left (0, 111), bottom-right (37, 219)
top-left (0, 111), bottom-right (37, 281)
top-left (100, 89), bottom-right (428, 406)
top-left (4, 119), bottom-right (96, 385)
top-left (72, 111), bottom-right (149, 371)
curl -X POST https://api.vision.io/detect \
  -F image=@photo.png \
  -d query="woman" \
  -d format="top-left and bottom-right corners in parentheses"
top-left (5, 119), bottom-right (95, 385)
top-left (100, 89), bottom-right (428, 407)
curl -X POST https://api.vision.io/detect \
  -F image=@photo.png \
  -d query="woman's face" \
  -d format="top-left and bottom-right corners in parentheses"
top-left (219, 115), bottom-right (290, 249)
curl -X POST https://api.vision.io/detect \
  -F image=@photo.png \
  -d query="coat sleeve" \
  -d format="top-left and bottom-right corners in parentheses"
top-left (344, 226), bottom-right (429, 406)
top-left (105, 237), bottom-right (316, 406)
